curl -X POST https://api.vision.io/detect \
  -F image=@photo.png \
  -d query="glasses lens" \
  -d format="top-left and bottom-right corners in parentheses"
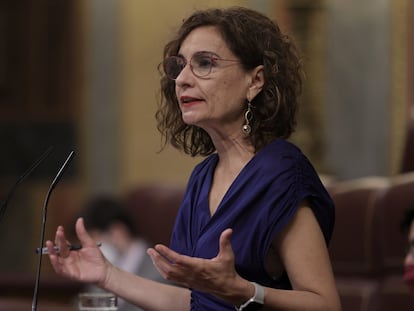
top-left (191, 53), bottom-right (213, 77)
top-left (163, 57), bottom-right (185, 80)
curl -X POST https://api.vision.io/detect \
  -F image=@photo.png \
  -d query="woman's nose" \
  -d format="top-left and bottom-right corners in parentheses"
top-left (175, 63), bottom-right (194, 86)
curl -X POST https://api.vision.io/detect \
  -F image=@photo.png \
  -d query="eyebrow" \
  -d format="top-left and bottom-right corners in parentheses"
top-left (177, 50), bottom-right (220, 58)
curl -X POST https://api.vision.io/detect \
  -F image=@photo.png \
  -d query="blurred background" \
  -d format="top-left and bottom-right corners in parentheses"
top-left (0, 0), bottom-right (413, 306)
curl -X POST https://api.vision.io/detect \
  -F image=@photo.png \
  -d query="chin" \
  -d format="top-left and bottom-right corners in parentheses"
top-left (181, 115), bottom-right (200, 126)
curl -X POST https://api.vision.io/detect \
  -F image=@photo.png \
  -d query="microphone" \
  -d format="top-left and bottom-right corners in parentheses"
top-left (0, 146), bottom-right (54, 223)
top-left (31, 150), bottom-right (75, 311)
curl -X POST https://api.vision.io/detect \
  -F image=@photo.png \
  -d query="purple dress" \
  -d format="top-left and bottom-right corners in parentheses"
top-left (170, 139), bottom-right (335, 310)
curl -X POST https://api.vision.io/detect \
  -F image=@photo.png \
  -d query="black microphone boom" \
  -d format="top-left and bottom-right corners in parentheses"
top-left (0, 146), bottom-right (54, 223)
top-left (31, 150), bottom-right (75, 311)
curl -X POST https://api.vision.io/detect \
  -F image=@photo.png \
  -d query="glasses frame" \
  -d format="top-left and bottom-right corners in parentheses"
top-left (162, 51), bottom-right (240, 80)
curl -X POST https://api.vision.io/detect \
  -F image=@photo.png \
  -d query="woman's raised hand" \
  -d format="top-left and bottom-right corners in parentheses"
top-left (47, 217), bottom-right (112, 286)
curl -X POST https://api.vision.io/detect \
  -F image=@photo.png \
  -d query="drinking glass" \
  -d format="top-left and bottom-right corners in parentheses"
top-left (78, 292), bottom-right (118, 311)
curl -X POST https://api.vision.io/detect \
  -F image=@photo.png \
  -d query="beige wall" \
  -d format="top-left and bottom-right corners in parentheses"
top-left (116, 1), bottom-right (248, 190)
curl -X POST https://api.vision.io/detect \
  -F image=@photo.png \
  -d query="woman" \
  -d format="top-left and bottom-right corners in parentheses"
top-left (47, 7), bottom-right (342, 311)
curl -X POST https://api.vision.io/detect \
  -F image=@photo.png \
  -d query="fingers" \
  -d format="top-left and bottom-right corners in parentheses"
top-left (153, 244), bottom-right (179, 263)
top-left (46, 240), bottom-right (57, 257)
top-left (147, 229), bottom-right (238, 292)
top-left (51, 226), bottom-right (70, 257)
top-left (48, 218), bottom-right (95, 260)
top-left (148, 244), bottom-right (181, 273)
top-left (152, 228), bottom-right (234, 267)
top-left (46, 238), bottom-right (68, 275)
top-left (147, 247), bottom-right (169, 278)
top-left (154, 244), bottom-right (199, 269)
top-left (148, 245), bottom-right (193, 275)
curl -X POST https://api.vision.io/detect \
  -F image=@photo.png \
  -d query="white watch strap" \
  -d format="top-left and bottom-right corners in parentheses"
top-left (235, 282), bottom-right (265, 311)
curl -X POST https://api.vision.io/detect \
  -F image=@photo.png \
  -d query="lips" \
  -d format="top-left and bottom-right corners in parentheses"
top-left (180, 96), bottom-right (203, 104)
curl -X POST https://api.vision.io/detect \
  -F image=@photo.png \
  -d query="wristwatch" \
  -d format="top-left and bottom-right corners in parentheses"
top-left (234, 282), bottom-right (265, 311)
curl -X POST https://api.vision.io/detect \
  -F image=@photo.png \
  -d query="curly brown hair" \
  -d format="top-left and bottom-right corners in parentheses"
top-left (156, 6), bottom-right (303, 156)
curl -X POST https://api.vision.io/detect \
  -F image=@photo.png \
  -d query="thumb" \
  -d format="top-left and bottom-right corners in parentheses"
top-left (217, 228), bottom-right (234, 260)
top-left (75, 217), bottom-right (96, 247)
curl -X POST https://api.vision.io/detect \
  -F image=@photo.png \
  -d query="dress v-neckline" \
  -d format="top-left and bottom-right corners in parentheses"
top-left (205, 153), bottom-right (256, 218)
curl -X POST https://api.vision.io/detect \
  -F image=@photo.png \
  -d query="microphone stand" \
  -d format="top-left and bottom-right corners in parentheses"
top-left (0, 146), bottom-right (54, 223)
top-left (31, 151), bottom-right (75, 311)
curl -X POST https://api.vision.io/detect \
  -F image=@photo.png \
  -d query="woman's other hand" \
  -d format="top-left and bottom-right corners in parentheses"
top-left (147, 228), bottom-right (251, 304)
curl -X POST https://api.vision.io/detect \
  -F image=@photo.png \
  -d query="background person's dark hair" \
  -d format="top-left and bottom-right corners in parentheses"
top-left (401, 205), bottom-right (414, 233)
top-left (156, 6), bottom-right (303, 157)
top-left (80, 195), bottom-right (139, 237)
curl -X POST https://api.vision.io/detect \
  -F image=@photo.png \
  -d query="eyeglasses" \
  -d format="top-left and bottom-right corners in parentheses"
top-left (162, 51), bottom-right (240, 80)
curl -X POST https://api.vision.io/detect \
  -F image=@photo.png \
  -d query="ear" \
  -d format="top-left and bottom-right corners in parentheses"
top-left (247, 65), bottom-right (264, 101)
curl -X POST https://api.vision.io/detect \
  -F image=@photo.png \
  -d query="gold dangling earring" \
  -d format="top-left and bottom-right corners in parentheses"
top-left (242, 101), bottom-right (253, 135)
